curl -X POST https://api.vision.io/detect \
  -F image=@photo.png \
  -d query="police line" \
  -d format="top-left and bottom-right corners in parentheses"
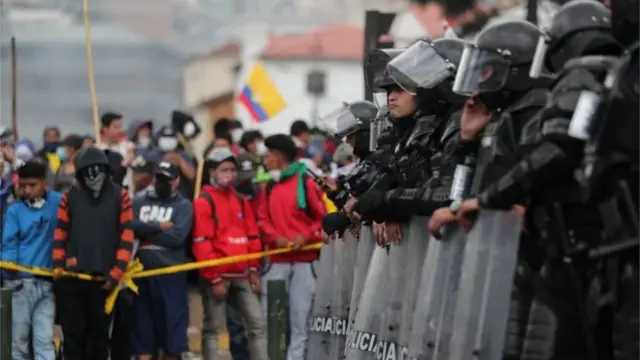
top-left (0, 242), bottom-right (323, 314)
top-left (308, 210), bottom-right (524, 360)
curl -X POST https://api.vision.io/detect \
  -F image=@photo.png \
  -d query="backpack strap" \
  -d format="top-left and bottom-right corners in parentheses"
top-left (200, 191), bottom-right (219, 225)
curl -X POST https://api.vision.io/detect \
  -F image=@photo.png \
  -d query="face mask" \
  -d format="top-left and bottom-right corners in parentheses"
top-left (269, 170), bottom-right (281, 182)
top-left (80, 165), bottom-right (106, 198)
top-left (184, 122), bottom-right (196, 138)
top-left (137, 136), bottom-right (151, 149)
top-left (154, 177), bottom-right (173, 198)
top-left (256, 141), bottom-right (267, 156)
top-left (231, 129), bottom-right (243, 144)
top-left (158, 137), bottom-right (178, 152)
top-left (214, 171), bottom-right (237, 189)
top-left (56, 147), bottom-right (67, 162)
top-left (43, 142), bottom-right (58, 153)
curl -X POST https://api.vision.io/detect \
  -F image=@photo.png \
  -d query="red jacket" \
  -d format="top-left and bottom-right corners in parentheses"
top-left (257, 174), bottom-right (326, 263)
top-left (192, 185), bottom-right (261, 284)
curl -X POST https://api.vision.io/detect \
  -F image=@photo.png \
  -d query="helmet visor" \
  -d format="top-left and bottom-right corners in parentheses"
top-left (452, 46), bottom-right (511, 96)
top-left (318, 103), bottom-right (359, 138)
top-left (373, 92), bottom-right (388, 109)
top-left (387, 39), bottom-right (455, 94)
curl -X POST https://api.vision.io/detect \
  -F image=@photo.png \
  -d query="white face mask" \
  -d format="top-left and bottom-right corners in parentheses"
top-left (158, 137), bottom-right (178, 152)
top-left (231, 128), bottom-right (243, 144)
top-left (137, 136), bottom-right (151, 148)
top-left (256, 141), bottom-right (267, 156)
top-left (184, 122), bottom-right (196, 137)
top-left (269, 169), bottom-right (281, 182)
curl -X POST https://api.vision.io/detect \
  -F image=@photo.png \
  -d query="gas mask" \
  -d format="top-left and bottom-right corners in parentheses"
top-left (79, 164), bottom-right (107, 198)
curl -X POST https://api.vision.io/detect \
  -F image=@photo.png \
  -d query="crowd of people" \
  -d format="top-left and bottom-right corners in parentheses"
top-left (0, 110), bottom-right (351, 360)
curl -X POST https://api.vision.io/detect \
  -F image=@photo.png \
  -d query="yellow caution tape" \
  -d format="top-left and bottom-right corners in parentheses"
top-left (0, 242), bottom-right (323, 314)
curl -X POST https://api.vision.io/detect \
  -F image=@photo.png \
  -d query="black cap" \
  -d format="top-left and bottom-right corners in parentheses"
top-left (156, 125), bottom-right (177, 138)
top-left (130, 154), bottom-right (156, 174)
top-left (155, 161), bottom-right (180, 179)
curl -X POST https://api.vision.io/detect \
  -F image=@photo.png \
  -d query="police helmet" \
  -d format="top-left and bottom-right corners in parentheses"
top-left (319, 100), bottom-right (378, 139)
top-left (364, 49), bottom-right (404, 107)
top-left (530, 0), bottom-right (617, 78)
top-left (453, 20), bottom-right (542, 96)
top-left (610, 0), bottom-right (640, 48)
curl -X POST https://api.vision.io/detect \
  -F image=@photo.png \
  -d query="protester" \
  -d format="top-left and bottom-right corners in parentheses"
top-left (131, 153), bottom-right (157, 195)
top-left (332, 143), bottom-right (357, 178)
top-left (99, 112), bottom-right (127, 154)
top-left (152, 126), bottom-right (196, 199)
top-left (53, 147), bottom-right (135, 360)
top-left (82, 135), bottom-right (95, 148)
top-left (192, 148), bottom-right (267, 360)
top-left (14, 140), bottom-right (36, 163)
top-left (52, 134), bottom-right (84, 193)
top-left (127, 119), bottom-right (155, 154)
top-left (129, 161), bottom-right (194, 360)
top-left (37, 126), bottom-right (62, 173)
top-left (236, 130), bottom-right (266, 208)
top-left (289, 120), bottom-right (311, 158)
top-left (257, 134), bottom-right (327, 360)
top-left (1, 161), bottom-right (61, 360)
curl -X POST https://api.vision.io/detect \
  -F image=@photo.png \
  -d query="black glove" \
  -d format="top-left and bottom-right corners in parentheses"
top-left (322, 212), bottom-right (351, 236)
top-left (354, 190), bottom-right (387, 219)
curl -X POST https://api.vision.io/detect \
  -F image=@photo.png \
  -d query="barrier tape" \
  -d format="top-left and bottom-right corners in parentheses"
top-left (0, 243), bottom-right (323, 314)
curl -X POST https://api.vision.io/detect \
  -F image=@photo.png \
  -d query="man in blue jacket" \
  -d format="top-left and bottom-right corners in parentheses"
top-left (1, 161), bottom-right (62, 360)
top-left (129, 161), bottom-right (194, 360)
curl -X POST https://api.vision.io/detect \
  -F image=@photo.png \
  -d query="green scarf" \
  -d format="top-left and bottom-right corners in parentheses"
top-left (278, 161), bottom-right (308, 210)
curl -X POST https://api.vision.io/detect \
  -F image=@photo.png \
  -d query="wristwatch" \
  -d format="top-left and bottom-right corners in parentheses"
top-left (449, 199), bottom-right (462, 214)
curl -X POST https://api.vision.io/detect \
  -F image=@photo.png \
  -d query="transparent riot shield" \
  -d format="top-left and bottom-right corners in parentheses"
top-left (407, 224), bottom-right (467, 360)
top-left (344, 246), bottom-right (390, 360)
top-left (347, 226), bottom-right (376, 332)
top-left (327, 233), bottom-right (359, 359)
top-left (375, 220), bottom-right (429, 360)
top-left (448, 210), bottom-right (523, 360)
top-left (307, 243), bottom-right (336, 360)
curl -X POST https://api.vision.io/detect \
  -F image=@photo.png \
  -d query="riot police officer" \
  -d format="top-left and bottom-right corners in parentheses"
top-left (352, 37), bottom-right (468, 221)
top-left (455, 2), bottom-right (627, 359)
top-left (426, 19), bottom-right (551, 360)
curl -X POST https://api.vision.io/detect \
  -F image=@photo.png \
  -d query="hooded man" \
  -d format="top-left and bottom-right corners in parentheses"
top-left (53, 147), bottom-right (135, 360)
top-left (127, 119), bottom-right (155, 154)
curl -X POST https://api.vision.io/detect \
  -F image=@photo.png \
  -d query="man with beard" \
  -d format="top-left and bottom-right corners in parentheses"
top-left (52, 147), bottom-right (135, 360)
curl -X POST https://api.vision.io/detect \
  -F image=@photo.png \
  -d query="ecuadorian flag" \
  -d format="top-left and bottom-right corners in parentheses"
top-left (237, 62), bottom-right (287, 123)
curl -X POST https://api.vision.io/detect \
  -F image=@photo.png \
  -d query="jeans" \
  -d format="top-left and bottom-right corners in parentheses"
top-left (7, 278), bottom-right (56, 360)
top-left (227, 304), bottom-right (250, 360)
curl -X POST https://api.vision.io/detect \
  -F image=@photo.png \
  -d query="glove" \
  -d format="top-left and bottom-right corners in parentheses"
top-left (322, 212), bottom-right (351, 236)
top-left (354, 190), bottom-right (386, 219)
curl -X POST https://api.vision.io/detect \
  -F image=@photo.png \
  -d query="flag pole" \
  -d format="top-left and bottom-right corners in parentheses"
top-left (10, 37), bottom-right (18, 143)
top-left (82, 0), bottom-right (100, 144)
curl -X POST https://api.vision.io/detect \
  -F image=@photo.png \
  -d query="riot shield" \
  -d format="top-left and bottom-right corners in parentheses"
top-left (375, 219), bottom-right (429, 360)
top-left (347, 226), bottom-right (376, 334)
top-left (448, 210), bottom-right (523, 360)
top-left (407, 224), bottom-right (467, 360)
top-left (344, 246), bottom-right (390, 360)
top-left (327, 232), bottom-right (359, 359)
top-left (307, 243), bottom-right (336, 360)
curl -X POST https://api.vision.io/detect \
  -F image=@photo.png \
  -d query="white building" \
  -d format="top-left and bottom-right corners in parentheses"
top-left (235, 23), bottom-right (365, 136)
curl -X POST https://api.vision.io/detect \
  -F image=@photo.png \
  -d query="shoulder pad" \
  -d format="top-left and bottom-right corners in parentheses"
top-left (406, 115), bottom-right (437, 144)
top-left (563, 55), bottom-right (619, 74)
top-left (441, 110), bottom-right (461, 144)
top-left (505, 88), bottom-right (548, 114)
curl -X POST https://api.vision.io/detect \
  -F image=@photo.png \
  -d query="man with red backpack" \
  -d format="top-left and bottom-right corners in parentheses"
top-left (192, 148), bottom-right (267, 360)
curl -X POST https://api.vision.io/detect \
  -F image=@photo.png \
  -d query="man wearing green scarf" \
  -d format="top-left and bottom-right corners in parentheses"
top-left (256, 134), bottom-right (327, 360)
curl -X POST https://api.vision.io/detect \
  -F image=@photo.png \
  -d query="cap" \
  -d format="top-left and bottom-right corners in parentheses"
top-left (130, 154), bottom-right (156, 174)
top-left (155, 161), bottom-right (180, 179)
top-left (236, 151), bottom-right (258, 182)
top-left (156, 125), bottom-right (177, 138)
